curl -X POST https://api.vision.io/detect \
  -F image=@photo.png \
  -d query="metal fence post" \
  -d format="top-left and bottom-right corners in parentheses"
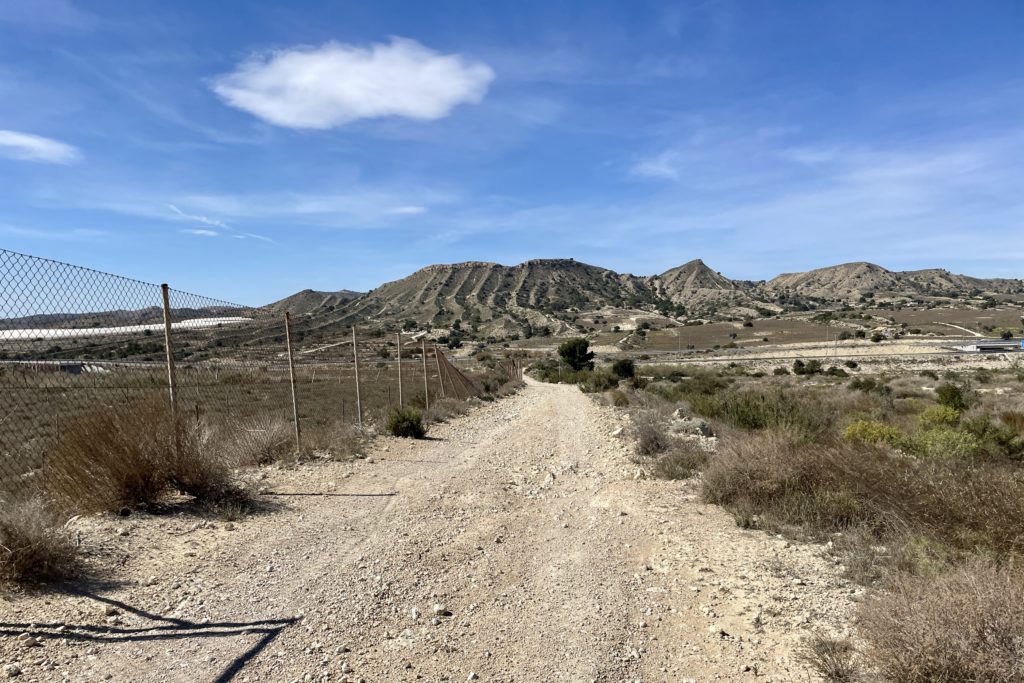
top-left (352, 326), bottom-right (363, 429)
top-left (284, 312), bottom-right (301, 454)
top-left (160, 284), bottom-right (178, 423)
top-left (421, 339), bottom-right (430, 412)
top-left (396, 332), bottom-right (403, 407)
top-left (434, 346), bottom-right (446, 399)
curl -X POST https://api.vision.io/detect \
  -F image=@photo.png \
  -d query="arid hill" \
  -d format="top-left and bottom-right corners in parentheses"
top-left (267, 258), bottom-right (1023, 338)
top-left (761, 262), bottom-right (1024, 301)
top-left (263, 289), bottom-right (363, 316)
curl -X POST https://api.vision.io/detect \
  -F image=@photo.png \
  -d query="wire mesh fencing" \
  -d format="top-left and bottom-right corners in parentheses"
top-left (1, 247), bottom-right (520, 496)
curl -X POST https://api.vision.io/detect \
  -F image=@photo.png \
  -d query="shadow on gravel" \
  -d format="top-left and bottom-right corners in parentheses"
top-left (264, 490), bottom-right (398, 497)
top-left (0, 588), bottom-right (299, 682)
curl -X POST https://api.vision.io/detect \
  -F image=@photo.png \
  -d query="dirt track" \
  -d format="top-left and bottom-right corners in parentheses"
top-left (1, 380), bottom-right (857, 682)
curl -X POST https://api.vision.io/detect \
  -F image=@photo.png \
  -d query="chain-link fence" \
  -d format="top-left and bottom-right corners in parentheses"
top-left (0, 248), bottom-right (521, 495)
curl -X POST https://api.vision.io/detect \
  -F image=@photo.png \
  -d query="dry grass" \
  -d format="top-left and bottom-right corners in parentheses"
top-left (0, 496), bottom-right (76, 584)
top-left (43, 395), bottom-right (241, 513)
top-left (634, 413), bottom-right (674, 456)
top-left (649, 440), bottom-right (708, 480)
top-left (701, 432), bottom-right (1024, 561)
top-left (302, 421), bottom-right (364, 460)
top-left (802, 635), bottom-right (859, 682)
top-left (424, 398), bottom-right (470, 424)
top-left (219, 416), bottom-right (294, 466)
top-left (860, 559), bottom-right (1024, 683)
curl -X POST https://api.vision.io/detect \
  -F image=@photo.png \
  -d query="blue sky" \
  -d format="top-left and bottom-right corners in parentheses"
top-left (1, 0), bottom-right (1022, 305)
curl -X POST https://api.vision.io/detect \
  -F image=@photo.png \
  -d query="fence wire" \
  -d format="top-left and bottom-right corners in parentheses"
top-left (0, 248), bottom-right (520, 494)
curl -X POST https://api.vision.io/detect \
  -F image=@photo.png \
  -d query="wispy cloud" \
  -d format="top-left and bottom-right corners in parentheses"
top-left (211, 37), bottom-right (495, 129)
top-left (387, 206), bottom-right (428, 215)
top-left (167, 204), bottom-right (272, 242)
top-left (0, 129), bottom-right (81, 163)
top-left (0, 0), bottom-right (95, 31)
top-left (168, 204), bottom-right (228, 229)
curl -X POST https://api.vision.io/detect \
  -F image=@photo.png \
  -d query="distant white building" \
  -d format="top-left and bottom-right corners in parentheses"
top-left (952, 339), bottom-right (1023, 353)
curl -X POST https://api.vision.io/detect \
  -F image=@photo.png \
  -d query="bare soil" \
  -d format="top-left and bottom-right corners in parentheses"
top-left (1, 380), bottom-right (857, 682)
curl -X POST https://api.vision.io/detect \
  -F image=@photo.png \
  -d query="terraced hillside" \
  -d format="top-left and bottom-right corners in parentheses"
top-left (338, 259), bottom-right (662, 336)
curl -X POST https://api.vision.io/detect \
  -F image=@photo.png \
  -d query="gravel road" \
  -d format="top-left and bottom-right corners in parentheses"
top-left (1, 380), bottom-right (857, 682)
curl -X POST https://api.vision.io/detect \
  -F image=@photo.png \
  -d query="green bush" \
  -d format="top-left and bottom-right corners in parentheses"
top-left (936, 383), bottom-right (971, 411)
top-left (611, 358), bottom-right (635, 379)
top-left (843, 420), bottom-right (904, 448)
top-left (793, 359), bottom-right (824, 375)
top-left (387, 407), bottom-right (426, 438)
top-left (908, 427), bottom-right (982, 461)
top-left (918, 405), bottom-right (960, 430)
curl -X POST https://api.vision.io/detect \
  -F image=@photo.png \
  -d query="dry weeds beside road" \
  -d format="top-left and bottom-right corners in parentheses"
top-left (1, 380), bottom-right (857, 682)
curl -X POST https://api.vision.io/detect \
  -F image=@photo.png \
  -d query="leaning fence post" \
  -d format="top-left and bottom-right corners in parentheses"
top-left (352, 326), bottom-right (363, 429)
top-left (396, 332), bottom-right (403, 407)
top-left (160, 284), bottom-right (178, 423)
top-left (421, 339), bottom-right (430, 412)
top-left (284, 312), bottom-right (301, 454)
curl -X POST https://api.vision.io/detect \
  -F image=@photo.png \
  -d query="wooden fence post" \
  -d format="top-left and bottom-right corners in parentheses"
top-left (352, 326), bottom-right (363, 429)
top-left (421, 339), bottom-right (430, 412)
top-left (396, 332), bottom-right (403, 407)
top-left (284, 312), bottom-right (301, 453)
top-left (159, 284), bottom-right (178, 423)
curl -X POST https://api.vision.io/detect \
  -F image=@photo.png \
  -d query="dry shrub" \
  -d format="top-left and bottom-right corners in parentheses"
top-left (1001, 410), bottom-right (1024, 434)
top-left (634, 413), bottom-right (673, 456)
top-left (44, 396), bottom-right (238, 513)
top-left (650, 440), bottom-right (708, 480)
top-left (702, 432), bottom-right (1024, 563)
top-left (0, 496), bottom-right (76, 584)
top-left (303, 421), bottom-right (363, 460)
top-left (802, 635), bottom-right (859, 682)
top-left (221, 416), bottom-right (294, 466)
top-left (687, 387), bottom-right (834, 441)
top-left (860, 559), bottom-right (1024, 683)
top-left (424, 398), bottom-right (469, 424)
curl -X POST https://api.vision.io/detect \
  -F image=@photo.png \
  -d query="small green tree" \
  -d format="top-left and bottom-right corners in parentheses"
top-left (558, 338), bottom-right (595, 371)
top-left (611, 358), bottom-right (635, 379)
top-left (936, 383), bottom-right (970, 412)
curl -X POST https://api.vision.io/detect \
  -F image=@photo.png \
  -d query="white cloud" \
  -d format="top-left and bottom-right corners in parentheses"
top-left (211, 37), bottom-right (495, 129)
top-left (182, 228), bottom-right (219, 237)
top-left (0, 129), bottom-right (80, 163)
